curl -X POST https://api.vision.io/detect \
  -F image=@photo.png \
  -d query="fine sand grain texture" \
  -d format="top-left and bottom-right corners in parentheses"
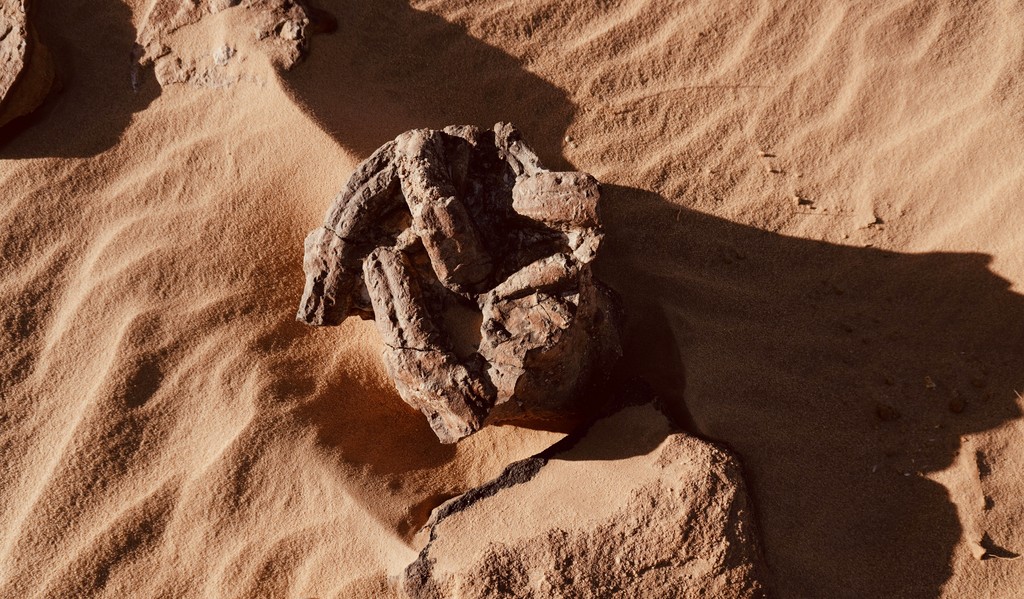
top-left (3, 1), bottom-right (1024, 597)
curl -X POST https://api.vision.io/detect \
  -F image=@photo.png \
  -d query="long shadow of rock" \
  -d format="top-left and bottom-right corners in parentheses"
top-left (279, 0), bottom-right (574, 167)
top-left (595, 184), bottom-right (1024, 599)
top-left (0, 0), bottom-right (159, 156)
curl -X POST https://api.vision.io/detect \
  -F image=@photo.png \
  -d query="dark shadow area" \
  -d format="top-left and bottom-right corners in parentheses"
top-left (593, 184), bottom-right (1024, 599)
top-left (280, 0), bottom-right (574, 167)
top-left (0, 0), bottom-right (159, 156)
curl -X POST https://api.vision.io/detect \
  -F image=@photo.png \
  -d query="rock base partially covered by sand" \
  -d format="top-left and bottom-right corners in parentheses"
top-left (403, 404), bottom-right (767, 599)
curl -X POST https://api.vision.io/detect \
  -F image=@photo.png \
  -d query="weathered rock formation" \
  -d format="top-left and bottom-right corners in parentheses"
top-left (135, 0), bottom-right (321, 88)
top-left (298, 123), bottom-right (620, 443)
top-left (401, 403), bottom-right (769, 598)
top-left (0, 0), bottom-right (55, 129)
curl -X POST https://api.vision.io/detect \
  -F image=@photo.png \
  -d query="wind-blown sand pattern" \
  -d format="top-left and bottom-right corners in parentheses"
top-left (2, 0), bottom-right (1024, 597)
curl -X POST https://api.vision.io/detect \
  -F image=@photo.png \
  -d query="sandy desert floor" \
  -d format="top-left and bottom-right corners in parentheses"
top-left (3, 0), bottom-right (1024, 597)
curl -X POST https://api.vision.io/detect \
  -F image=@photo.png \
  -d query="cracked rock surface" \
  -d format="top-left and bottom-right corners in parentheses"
top-left (0, 0), bottom-right (55, 129)
top-left (401, 403), bottom-right (769, 598)
top-left (298, 123), bottom-right (620, 443)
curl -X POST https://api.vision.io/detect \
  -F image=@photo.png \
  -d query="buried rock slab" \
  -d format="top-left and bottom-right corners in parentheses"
top-left (297, 123), bottom-right (620, 443)
top-left (400, 403), bottom-right (768, 599)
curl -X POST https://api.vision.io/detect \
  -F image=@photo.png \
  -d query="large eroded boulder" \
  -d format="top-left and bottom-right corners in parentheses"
top-left (297, 123), bottom-right (620, 443)
top-left (401, 404), bottom-right (768, 598)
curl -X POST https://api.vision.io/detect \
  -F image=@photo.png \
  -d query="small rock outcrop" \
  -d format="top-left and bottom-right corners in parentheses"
top-left (134, 0), bottom-right (317, 88)
top-left (0, 0), bottom-right (55, 129)
top-left (401, 404), bottom-right (769, 598)
top-left (298, 123), bottom-right (620, 443)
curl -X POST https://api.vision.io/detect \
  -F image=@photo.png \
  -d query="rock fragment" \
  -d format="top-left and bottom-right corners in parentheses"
top-left (401, 404), bottom-right (769, 598)
top-left (298, 123), bottom-right (620, 442)
top-left (0, 0), bottom-right (55, 130)
top-left (364, 247), bottom-right (494, 443)
top-left (394, 128), bottom-right (494, 294)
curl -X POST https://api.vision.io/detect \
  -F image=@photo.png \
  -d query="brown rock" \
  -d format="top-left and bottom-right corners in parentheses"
top-left (297, 141), bottom-right (403, 325)
top-left (512, 171), bottom-right (601, 229)
top-left (394, 129), bottom-right (493, 294)
top-left (364, 247), bottom-right (493, 443)
top-left (0, 0), bottom-right (55, 129)
top-left (401, 404), bottom-right (769, 598)
top-left (298, 123), bottom-right (620, 442)
top-left (135, 0), bottom-right (313, 88)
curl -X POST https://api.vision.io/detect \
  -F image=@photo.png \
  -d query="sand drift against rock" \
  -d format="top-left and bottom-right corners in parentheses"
top-left (297, 123), bottom-right (620, 443)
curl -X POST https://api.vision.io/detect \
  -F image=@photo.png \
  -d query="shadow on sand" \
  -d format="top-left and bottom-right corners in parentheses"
top-left (0, 0), bottom-right (159, 156)
top-left (278, 0), bottom-right (574, 167)
top-left (590, 184), bottom-right (1024, 598)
